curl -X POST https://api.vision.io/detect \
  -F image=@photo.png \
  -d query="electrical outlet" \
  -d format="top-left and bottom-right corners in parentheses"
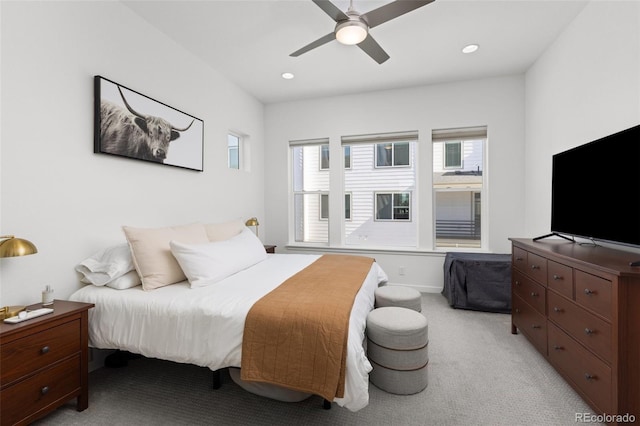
top-left (399, 266), bottom-right (406, 276)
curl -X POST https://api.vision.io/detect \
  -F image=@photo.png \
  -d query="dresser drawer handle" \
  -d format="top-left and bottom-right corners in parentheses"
top-left (532, 324), bottom-right (541, 329)
top-left (41, 386), bottom-right (49, 395)
top-left (584, 328), bottom-right (594, 335)
top-left (514, 308), bottom-right (520, 313)
top-left (531, 265), bottom-right (540, 270)
top-left (530, 292), bottom-right (538, 297)
top-left (514, 280), bottom-right (520, 286)
top-left (41, 346), bottom-right (50, 354)
top-left (584, 374), bottom-right (596, 381)
top-left (553, 345), bottom-right (564, 351)
top-left (553, 307), bottom-right (563, 313)
top-left (584, 288), bottom-right (595, 296)
top-left (552, 274), bottom-right (562, 280)
top-left (515, 257), bottom-right (524, 261)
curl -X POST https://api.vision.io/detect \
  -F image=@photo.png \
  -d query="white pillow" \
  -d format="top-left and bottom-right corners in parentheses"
top-left (106, 270), bottom-right (142, 290)
top-left (75, 244), bottom-right (135, 286)
top-left (170, 227), bottom-right (267, 288)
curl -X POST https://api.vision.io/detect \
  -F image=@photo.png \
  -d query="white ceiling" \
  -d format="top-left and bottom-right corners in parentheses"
top-left (123, 0), bottom-right (588, 104)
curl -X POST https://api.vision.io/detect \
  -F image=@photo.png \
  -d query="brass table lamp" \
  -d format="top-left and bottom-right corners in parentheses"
top-left (0, 235), bottom-right (38, 320)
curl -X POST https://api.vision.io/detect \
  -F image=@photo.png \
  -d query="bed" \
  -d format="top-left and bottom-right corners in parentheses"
top-left (69, 224), bottom-right (388, 412)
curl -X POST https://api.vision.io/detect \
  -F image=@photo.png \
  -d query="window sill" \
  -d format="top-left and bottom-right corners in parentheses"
top-left (284, 244), bottom-right (490, 257)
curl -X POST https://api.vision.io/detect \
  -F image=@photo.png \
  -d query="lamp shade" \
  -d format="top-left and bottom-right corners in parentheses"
top-left (245, 218), bottom-right (259, 227)
top-left (0, 235), bottom-right (38, 258)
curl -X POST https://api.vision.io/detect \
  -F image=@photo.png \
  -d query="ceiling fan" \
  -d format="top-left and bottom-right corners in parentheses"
top-left (290, 0), bottom-right (435, 64)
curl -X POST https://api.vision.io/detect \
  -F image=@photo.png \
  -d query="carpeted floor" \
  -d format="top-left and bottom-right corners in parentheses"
top-left (35, 293), bottom-right (601, 425)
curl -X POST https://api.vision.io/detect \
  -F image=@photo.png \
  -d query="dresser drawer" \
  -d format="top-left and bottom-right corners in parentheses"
top-left (512, 269), bottom-right (546, 314)
top-left (1, 320), bottom-right (80, 385)
top-left (547, 291), bottom-right (611, 363)
top-left (512, 246), bottom-right (528, 272)
top-left (527, 252), bottom-right (548, 285)
top-left (513, 294), bottom-right (547, 354)
top-left (0, 354), bottom-right (80, 426)
top-left (547, 261), bottom-right (573, 299)
top-left (548, 323), bottom-right (611, 414)
top-left (575, 271), bottom-right (612, 320)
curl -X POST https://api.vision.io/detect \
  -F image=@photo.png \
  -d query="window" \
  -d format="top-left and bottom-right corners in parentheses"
top-left (320, 145), bottom-right (330, 170)
top-left (321, 144), bottom-right (351, 169)
top-left (444, 141), bottom-right (462, 168)
top-left (342, 131), bottom-right (418, 248)
top-left (228, 134), bottom-right (240, 169)
top-left (291, 139), bottom-right (329, 243)
top-left (320, 193), bottom-right (351, 220)
top-left (375, 192), bottom-right (411, 221)
top-left (375, 142), bottom-right (410, 167)
top-left (432, 126), bottom-right (487, 249)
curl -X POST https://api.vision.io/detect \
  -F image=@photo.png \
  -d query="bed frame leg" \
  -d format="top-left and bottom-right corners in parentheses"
top-left (212, 370), bottom-right (221, 389)
top-left (323, 399), bottom-right (332, 410)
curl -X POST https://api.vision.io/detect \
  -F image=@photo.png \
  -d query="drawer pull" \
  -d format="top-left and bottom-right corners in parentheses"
top-left (41, 346), bottom-right (50, 354)
top-left (584, 328), bottom-right (594, 335)
top-left (531, 264), bottom-right (540, 270)
top-left (515, 257), bottom-right (523, 261)
top-left (530, 292), bottom-right (538, 297)
top-left (514, 308), bottom-right (520, 313)
top-left (514, 280), bottom-right (520, 286)
top-left (532, 324), bottom-right (541, 329)
top-left (552, 274), bottom-right (562, 280)
top-left (41, 386), bottom-right (49, 395)
top-left (553, 307), bottom-right (563, 313)
top-left (584, 288), bottom-right (595, 296)
top-left (584, 374), bottom-right (596, 381)
top-left (553, 345), bottom-right (564, 351)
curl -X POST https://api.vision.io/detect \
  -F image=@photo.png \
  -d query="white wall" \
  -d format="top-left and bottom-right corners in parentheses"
top-left (0, 1), bottom-right (265, 306)
top-left (264, 76), bottom-right (526, 291)
top-left (525, 0), bottom-right (640, 248)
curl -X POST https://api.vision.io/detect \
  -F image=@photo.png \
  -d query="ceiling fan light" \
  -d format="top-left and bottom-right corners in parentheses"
top-left (335, 21), bottom-right (368, 45)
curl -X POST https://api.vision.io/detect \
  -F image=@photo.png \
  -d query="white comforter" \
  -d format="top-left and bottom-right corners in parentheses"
top-left (70, 254), bottom-right (388, 411)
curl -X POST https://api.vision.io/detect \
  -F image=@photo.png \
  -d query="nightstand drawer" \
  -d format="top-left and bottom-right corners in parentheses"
top-left (1, 319), bottom-right (80, 385)
top-left (0, 354), bottom-right (80, 426)
top-left (548, 291), bottom-right (611, 363)
top-left (548, 323), bottom-right (611, 413)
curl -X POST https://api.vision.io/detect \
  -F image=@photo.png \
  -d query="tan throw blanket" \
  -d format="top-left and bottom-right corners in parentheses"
top-left (240, 254), bottom-right (375, 401)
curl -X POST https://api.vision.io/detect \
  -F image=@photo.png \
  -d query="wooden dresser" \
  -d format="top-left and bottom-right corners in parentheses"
top-left (0, 300), bottom-right (94, 425)
top-left (510, 238), bottom-right (640, 419)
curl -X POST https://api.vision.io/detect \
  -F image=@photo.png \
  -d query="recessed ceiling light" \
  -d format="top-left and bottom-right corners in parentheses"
top-left (281, 72), bottom-right (295, 80)
top-left (462, 44), bottom-right (479, 54)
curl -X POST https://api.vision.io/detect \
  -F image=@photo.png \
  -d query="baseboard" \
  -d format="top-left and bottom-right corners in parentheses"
top-left (385, 282), bottom-right (443, 294)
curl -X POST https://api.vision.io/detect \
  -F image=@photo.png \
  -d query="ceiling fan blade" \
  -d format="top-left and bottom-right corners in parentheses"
top-left (357, 34), bottom-right (390, 64)
top-left (312, 0), bottom-right (349, 22)
top-left (290, 32), bottom-right (337, 57)
top-left (362, 0), bottom-right (435, 29)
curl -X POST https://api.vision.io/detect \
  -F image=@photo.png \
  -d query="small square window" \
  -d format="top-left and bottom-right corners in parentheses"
top-left (228, 134), bottom-right (240, 169)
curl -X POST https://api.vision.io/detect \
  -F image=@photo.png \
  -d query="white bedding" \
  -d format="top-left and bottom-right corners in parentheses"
top-left (69, 253), bottom-right (388, 411)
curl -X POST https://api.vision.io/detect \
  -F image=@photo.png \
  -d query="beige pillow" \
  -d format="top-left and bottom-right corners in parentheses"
top-left (204, 219), bottom-right (246, 242)
top-left (123, 223), bottom-right (208, 290)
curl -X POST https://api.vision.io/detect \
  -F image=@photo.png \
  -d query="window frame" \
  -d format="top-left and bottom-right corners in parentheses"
top-left (375, 141), bottom-right (411, 168)
top-left (374, 191), bottom-right (412, 222)
top-left (227, 133), bottom-right (241, 170)
top-left (320, 192), bottom-right (352, 221)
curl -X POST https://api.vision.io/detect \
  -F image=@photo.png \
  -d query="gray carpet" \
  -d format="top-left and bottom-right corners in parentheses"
top-left (36, 294), bottom-right (601, 425)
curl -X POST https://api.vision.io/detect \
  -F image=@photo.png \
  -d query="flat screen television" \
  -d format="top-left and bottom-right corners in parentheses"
top-left (546, 124), bottom-right (640, 248)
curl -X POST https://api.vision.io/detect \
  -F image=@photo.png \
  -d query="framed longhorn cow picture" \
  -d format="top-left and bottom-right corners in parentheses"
top-left (94, 75), bottom-right (204, 171)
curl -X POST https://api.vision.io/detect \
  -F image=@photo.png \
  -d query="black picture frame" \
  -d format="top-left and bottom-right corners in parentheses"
top-left (94, 75), bottom-right (204, 171)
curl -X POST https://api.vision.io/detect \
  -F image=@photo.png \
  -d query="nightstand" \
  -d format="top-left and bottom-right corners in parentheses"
top-left (264, 245), bottom-right (276, 254)
top-left (0, 300), bottom-right (94, 425)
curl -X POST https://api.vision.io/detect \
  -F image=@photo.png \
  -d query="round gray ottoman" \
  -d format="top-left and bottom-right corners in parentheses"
top-left (375, 286), bottom-right (422, 312)
top-left (366, 307), bottom-right (429, 395)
